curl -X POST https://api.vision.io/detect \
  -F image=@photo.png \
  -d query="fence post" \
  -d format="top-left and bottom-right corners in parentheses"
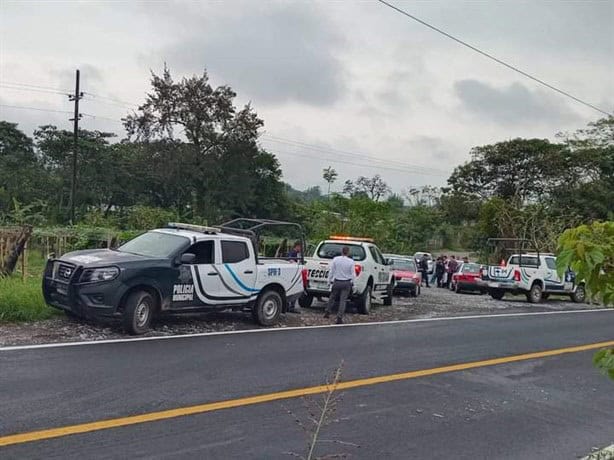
top-left (21, 242), bottom-right (27, 281)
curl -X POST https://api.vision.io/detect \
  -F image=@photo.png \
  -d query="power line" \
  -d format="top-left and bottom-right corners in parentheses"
top-left (0, 80), bottom-right (72, 93)
top-left (83, 92), bottom-right (139, 109)
top-left (0, 104), bottom-right (74, 115)
top-left (376, 0), bottom-right (613, 117)
top-left (0, 83), bottom-right (70, 96)
top-left (261, 134), bottom-right (450, 175)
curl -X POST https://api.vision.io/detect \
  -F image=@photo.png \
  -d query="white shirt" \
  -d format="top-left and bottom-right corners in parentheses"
top-left (328, 255), bottom-right (356, 283)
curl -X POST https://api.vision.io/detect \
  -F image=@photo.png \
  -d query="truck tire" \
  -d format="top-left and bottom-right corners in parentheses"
top-left (123, 290), bottom-right (155, 335)
top-left (357, 284), bottom-right (372, 315)
top-left (489, 289), bottom-right (505, 300)
top-left (383, 282), bottom-right (394, 306)
top-left (527, 283), bottom-right (543, 303)
top-left (571, 284), bottom-right (586, 303)
top-left (253, 289), bottom-right (282, 326)
top-left (298, 294), bottom-right (314, 309)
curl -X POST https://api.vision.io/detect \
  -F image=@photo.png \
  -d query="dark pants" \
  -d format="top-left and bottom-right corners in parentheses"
top-left (421, 270), bottom-right (429, 287)
top-left (436, 274), bottom-right (443, 287)
top-left (327, 280), bottom-right (352, 319)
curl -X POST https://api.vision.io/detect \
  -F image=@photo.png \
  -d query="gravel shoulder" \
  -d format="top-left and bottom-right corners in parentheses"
top-left (0, 287), bottom-right (603, 347)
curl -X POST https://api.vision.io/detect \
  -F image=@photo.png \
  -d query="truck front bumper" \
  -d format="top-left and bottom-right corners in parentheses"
top-left (43, 273), bottom-right (124, 319)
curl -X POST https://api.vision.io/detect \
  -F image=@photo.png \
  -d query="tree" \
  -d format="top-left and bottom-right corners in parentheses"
top-left (448, 138), bottom-right (568, 204)
top-left (343, 175), bottom-right (390, 201)
top-left (556, 221), bottom-right (614, 380)
top-left (123, 66), bottom-right (283, 222)
top-left (322, 166), bottom-right (338, 197)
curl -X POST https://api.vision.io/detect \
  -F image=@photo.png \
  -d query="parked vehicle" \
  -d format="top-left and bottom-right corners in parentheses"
top-left (43, 220), bottom-right (307, 334)
top-left (384, 254), bottom-right (421, 297)
top-left (450, 263), bottom-right (484, 294)
top-left (300, 236), bottom-right (394, 313)
top-left (413, 252), bottom-right (434, 274)
top-left (481, 253), bottom-right (585, 303)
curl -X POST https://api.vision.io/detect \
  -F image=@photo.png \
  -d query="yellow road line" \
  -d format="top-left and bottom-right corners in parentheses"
top-left (1, 340), bottom-right (613, 448)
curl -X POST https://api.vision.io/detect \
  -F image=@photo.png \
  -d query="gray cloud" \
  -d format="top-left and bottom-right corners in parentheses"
top-left (454, 79), bottom-right (581, 124)
top-left (145, 2), bottom-right (345, 107)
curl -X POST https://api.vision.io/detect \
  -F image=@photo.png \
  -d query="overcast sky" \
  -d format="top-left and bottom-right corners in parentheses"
top-left (1, 0), bottom-right (612, 194)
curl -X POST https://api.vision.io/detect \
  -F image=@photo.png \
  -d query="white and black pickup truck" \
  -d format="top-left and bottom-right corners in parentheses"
top-left (298, 236), bottom-right (394, 313)
top-left (43, 220), bottom-right (307, 334)
top-left (481, 253), bottom-right (586, 303)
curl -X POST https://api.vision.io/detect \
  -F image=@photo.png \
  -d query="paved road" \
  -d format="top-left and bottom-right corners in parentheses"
top-left (1, 310), bottom-right (613, 459)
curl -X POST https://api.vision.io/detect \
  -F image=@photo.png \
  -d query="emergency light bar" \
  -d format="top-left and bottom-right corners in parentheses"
top-left (329, 235), bottom-right (374, 243)
top-left (167, 223), bottom-right (220, 234)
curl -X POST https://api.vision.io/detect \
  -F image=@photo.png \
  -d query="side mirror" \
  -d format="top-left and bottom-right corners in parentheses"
top-left (180, 253), bottom-right (196, 265)
top-left (385, 258), bottom-right (392, 266)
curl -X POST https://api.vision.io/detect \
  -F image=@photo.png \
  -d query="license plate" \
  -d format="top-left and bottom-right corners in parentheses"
top-left (313, 281), bottom-right (329, 290)
top-left (488, 282), bottom-right (500, 288)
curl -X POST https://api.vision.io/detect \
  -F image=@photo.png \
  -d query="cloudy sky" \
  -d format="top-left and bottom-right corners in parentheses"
top-left (1, 0), bottom-right (612, 194)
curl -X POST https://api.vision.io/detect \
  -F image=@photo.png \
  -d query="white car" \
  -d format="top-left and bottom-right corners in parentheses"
top-left (299, 236), bottom-right (394, 313)
top-left (483, 253), bottom-right (586, 303)
top-left (413, 252), bottom-right (434, 274)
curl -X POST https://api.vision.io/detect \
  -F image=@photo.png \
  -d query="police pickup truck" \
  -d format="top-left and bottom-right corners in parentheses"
top-left (43, 220), bottom-right (307, 334)
top-left (298, 236), bottom-right (394, 313)
top-left (482, 253), bottom-right (586, 303)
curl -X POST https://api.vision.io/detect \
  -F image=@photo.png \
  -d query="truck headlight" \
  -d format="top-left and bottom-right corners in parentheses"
top-left (80, 267), bottom-right (120, 283)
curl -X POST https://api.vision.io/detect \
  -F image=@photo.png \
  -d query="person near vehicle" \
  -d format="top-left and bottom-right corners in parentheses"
top-left (324, 246), bottom-right (356, 324)
top-left (446, 255), bottom-right (459, 288)
top-left (435, 256), bottom-right (445, 287)
top-left (288, 241), bottom-right (302, 262)
top-left (420, 254), bottom-right (430, 288)
top-left (462, 256), bottom-right (469, 264)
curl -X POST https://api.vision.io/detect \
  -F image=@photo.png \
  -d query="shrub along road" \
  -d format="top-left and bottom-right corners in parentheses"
top-left (1, 309), bottom-right (613, 459)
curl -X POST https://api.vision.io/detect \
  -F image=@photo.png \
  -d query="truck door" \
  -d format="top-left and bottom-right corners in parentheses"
top-left (543, 257), bottom-right (564, 291)
top-left (215, 239), bottom-right (259, 298)
top-left (174, 239), bottom-right (216, 308)
top-left (368, 246), bottom-right (389, 292)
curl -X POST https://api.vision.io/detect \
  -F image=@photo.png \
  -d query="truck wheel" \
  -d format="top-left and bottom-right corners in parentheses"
top-left (527, 283), bottom-right (543, 303)
top-left (571, 284), bottom-right (586, 303)
top-left (489, 289), bottom-right (505, 300)
top-left (383, 282), bottom-right (394, 306)
top-left (123, 290), bottom-right (155, 335)
top-left (253, 290), bottom-right (282, 326)
top-left (298, 294), bottom-right (314, 308)
top-left (357, 284), bottom-right (372, 315)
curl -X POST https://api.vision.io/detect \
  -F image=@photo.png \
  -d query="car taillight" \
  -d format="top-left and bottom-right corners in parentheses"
top-left (395, 275), bottom-right (402, 280)
top-left (514, 270), bottom-right (521, 282)
top-left (301, 268), bottom-right (309, 289)
top-left (355, 264), bottom-right (362, 276)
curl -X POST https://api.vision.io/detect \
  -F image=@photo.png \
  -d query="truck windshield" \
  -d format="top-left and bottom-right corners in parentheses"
top-left (391, 259), bottom-right (416, 271)
top-left (118, 231), bottom-right (189, 258)
top-left (317, 243), bottom-right (366, 261)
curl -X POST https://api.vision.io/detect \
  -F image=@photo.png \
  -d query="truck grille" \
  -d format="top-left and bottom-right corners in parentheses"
top-left (55, 262), bottom-right (76, 281)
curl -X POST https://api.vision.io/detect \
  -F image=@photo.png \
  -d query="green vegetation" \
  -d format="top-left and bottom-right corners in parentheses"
top-left (0, 276), bottom-right (58, 322)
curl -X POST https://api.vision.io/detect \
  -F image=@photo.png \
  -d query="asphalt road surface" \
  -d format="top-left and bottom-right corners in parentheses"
top-left (1, 309), bottom-right (613, 459)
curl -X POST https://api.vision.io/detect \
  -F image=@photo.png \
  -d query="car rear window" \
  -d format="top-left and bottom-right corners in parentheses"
top-left (391, 259), bottom-right (416, 271)
top-left (462, 263), bottom-right (481, 273)
top-left (317, 243), bottom-right (366, 261)
top-left (509, 256), bottom-right (539, 267)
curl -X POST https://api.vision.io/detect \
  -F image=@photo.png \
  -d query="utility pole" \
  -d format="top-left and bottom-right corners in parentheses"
top-left (68, 69), bottom-right (83, 225)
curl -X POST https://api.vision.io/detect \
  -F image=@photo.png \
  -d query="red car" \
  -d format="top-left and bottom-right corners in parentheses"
top-left (385, 255), bottom-right (421, 297)
top-left (450, 263), bottom-right (485, 294)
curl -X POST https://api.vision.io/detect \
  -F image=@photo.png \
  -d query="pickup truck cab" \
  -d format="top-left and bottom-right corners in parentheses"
top-left (482, 253), bottom-right (585, 303)
top-left (43, 220), bottom-right (307, 334)
top-left (299, 236), bottom-right (394, 313)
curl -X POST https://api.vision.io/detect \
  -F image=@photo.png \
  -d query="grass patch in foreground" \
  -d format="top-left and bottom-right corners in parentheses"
top-left (0, 275), bottom-right (59, 322)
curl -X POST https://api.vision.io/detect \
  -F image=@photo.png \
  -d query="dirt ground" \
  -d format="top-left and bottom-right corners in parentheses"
top-left (0, 286), bottom-right (603, 347)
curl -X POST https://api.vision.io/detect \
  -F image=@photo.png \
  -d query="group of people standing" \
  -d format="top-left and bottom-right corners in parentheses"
top-left (429, 255), bottom-right (469, 288)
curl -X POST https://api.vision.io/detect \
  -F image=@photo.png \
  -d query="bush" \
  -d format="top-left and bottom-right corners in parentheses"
top-left (0, 275), bottom-right (59, 322)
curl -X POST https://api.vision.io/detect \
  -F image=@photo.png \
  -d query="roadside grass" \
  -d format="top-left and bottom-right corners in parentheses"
top-left (0, 252), bottom-right (58, 322)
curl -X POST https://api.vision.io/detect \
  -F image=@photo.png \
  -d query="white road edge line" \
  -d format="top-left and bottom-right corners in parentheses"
top-left (0, 308), bottom-right (611, 352)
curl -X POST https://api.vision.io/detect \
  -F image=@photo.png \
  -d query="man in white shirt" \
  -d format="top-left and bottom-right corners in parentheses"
top-left (324, 246), bottom-right (356, 324)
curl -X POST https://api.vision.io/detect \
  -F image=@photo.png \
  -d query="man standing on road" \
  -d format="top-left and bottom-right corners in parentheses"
top-left (446, 255), bottom-right (459, 288)
top-left (325, 246), bottom-right (356, 324)
top-left (420, 254), bottom-right (430, 288)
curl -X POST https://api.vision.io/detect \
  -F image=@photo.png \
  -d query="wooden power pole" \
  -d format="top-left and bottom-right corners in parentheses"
top-left (68, 69), bottom-right (83, 225)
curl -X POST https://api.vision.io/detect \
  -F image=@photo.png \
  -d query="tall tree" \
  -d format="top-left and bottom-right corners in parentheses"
top-left (343, 175), bottom-right (390, 201)
top-left (322, 166), bottom-right (338, 197)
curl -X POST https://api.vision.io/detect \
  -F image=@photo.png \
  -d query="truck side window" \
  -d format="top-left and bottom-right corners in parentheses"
top-left (186, 241), bottom-right (214, 264)
top-left (369, 246), bottom-right (383, 264)
top-left (545, 258), bottom-right (557, 270)
top-left (222, 241), bottom-right (250, 264)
